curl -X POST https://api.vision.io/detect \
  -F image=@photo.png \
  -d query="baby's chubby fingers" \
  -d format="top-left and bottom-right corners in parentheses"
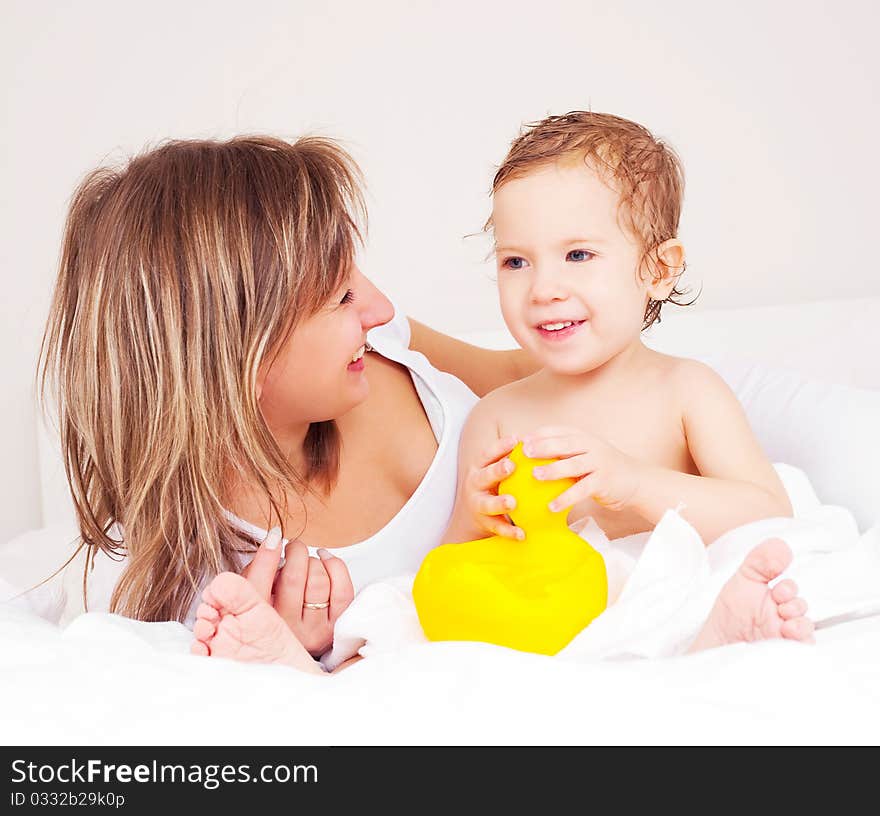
top-left (522, 429), bottom-right (596, 460)
top-left (474, 491), bottom-right (517, 517)
top-left (547, 475), bottom-right (600, 513)
top-left (471, 457), bottom-right (516, 492)
top-left (470, 436), bottom-right (519, 491)
top-left (531, 453), bottom-right (593, 483)
top-left (480, 435), bottom-right (519, 467)
top-left (480, 515), bottom-right (525, 541)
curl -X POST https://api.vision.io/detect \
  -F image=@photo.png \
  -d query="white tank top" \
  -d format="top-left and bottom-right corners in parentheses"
top-left (222, 303), bottom-right (478, 607)
top-left (80, 304), bottom-right (479, 628)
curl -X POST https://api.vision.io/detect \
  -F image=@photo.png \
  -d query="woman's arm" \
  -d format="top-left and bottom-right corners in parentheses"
top-left (407, 317), bottom-right (538, 397)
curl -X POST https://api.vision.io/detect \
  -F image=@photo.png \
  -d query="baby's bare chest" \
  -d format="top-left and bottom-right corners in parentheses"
top-left (497, 389), bottom-right (691, 470)
top-left (495, 383), bottom-right (697, 539)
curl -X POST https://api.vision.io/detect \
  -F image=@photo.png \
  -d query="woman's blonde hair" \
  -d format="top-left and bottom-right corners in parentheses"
top-left (39, 135), bottom-right (366, 622)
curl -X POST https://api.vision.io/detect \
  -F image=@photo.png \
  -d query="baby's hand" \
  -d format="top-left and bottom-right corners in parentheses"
top-left (522, 426), bottom-right (643, 513)
top-left (464, 435), bottom-right (525, 540)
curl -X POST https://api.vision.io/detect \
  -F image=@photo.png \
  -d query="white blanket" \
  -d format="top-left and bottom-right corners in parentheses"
top-left (3, 465), bottom-right (880, 745)
top-left (321, 464), bottom-right (880, 669)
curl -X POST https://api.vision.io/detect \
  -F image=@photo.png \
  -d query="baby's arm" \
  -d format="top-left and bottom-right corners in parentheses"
top-left (631, 361), bottom-right (792, 543)
top-left (442, 393), bottom-right (519, 544)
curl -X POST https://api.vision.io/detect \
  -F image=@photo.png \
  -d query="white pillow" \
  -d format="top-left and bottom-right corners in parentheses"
top-left (699, 355), bottom-right (879, 532)
top-left (0, 522), bottom-right (81, 624)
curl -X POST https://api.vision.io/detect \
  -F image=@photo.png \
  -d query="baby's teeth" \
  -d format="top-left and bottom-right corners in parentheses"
top-left (541, 321), bottom-right (573, 331)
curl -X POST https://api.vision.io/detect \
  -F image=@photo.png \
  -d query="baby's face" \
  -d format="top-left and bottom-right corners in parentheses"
top-left (491, 160), bottom-right (651, 376)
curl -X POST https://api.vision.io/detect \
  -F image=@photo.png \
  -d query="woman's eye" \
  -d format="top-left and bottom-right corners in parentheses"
top-left (567, 249), bottom-right (594, 262)
top-left (501, 256), bottom-right (526, 270)
top-left (340, 289), bottom-right (355, 305)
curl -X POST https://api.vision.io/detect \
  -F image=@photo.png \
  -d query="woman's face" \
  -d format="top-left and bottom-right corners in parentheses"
top-left (258, 265), bottom-right (394, 431)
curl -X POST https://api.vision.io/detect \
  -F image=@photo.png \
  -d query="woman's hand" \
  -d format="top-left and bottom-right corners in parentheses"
top-left (522, 426), bottom-right (644, 513)
top-left (241, 528), bottom-right (355, 657)
top-left (463, 435), bottom-right (525, 540)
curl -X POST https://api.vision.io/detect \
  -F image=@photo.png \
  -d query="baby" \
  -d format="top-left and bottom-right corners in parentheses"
top-left (191, 112), bottom-right (814, 671)
top-left (447, 111), bottom-right (793, 548)
top-left (440, 110), bottom-right (810, 654)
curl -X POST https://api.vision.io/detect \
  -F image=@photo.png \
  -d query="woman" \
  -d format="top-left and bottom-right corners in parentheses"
top-left (39, 135), bottom-right (534, 668)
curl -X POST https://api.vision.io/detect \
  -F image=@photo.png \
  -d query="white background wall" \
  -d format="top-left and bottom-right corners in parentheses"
top-left (2, 0), bottom-right (878, 542)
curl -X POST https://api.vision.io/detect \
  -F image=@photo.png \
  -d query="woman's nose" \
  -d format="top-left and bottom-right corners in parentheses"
top-left (357, 271), bottom-right (395, 331)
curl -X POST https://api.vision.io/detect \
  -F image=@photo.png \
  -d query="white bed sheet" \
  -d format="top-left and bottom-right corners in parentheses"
top-left (2, 598), bottom-right (879, 745)
top-left (3, 467), bottom-right (880, 746)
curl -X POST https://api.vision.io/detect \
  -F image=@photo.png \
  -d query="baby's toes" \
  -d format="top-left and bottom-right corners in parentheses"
top-left (778, 596), bottom-right (808, 620)
top-left (193, 617), bottom-right (217, 642)
top-left (202, 572), bottom-right (260, 614)
top-left (190, 640), bottom-right (209, 656)
top-left (771, 578), bottom-right (797, 604)
top-left (780, 616), bottom-right (815, 644)
top-left (196, 602), bottom-right (220, 623)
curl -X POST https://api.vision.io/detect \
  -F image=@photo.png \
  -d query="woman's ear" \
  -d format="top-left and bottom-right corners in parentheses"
top-left (646, 239), bottom-right (686, 300)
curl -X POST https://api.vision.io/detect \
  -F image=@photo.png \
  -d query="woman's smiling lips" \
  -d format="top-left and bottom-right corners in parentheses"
top-left (534, 319), bottom-right (586, 342)
top-left (347, 343), bottom-right (367, 371)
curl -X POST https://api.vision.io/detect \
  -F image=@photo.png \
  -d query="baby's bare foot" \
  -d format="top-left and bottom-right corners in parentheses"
top-left (190, 572), bottom-right (325, 676)
top-left (688, 538), bottom-right (815, 653)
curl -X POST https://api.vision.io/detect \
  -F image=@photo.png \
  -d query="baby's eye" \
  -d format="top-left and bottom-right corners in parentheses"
top-left (501, 256), bottom-right (526, 270)
top-left (339, 289), bottom-right (355, 305)
top-left (567, 249), bottom-right (594, 262)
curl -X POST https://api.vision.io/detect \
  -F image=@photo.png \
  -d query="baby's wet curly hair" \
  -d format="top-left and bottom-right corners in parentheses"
top-left (488, 111), bottom-right (697, 327)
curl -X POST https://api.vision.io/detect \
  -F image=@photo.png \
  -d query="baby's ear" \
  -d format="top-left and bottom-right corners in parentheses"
top-left (646, 239), bottom-right (685, 300)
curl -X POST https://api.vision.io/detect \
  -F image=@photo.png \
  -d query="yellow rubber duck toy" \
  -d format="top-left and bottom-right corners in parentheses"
top-left (413, 442), bottom-right (608, 655)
